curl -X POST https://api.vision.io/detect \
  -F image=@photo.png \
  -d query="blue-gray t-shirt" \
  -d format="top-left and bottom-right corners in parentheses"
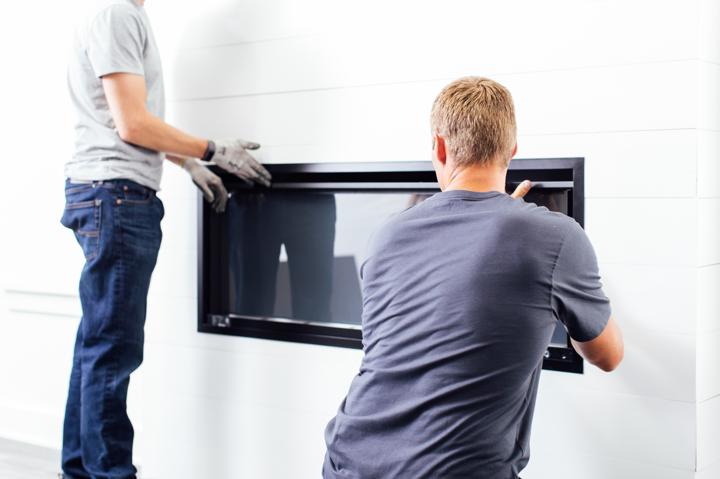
top-left (324, 190), bottom-right (611, 479)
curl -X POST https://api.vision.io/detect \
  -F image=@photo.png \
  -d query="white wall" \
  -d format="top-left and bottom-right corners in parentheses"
top-left (695, 1), bottom-right (720, 476)
top-left (0, 0), bottom-right (84, 449)
top-left (0, 0), bottom-right (717, 478)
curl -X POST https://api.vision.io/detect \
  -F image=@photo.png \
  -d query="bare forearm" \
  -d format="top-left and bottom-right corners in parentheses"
top-left (571, 317), bottom-right (624, 372)
top-left (120, 113), bottom-right (208, 158)
top-left (166, 153), bottom-right (189, 169)
top-left (102, 73), bottom-right (209, 159)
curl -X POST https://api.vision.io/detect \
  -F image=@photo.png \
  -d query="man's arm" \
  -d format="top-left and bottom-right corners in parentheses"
top-left (550, 221), bottom-right (623, 373)
top-left (102, 72), bottom-right (272, 186)
top-left (103, 72), bottom-right (207, 157)
top-left (571, 316), bottom-right (623, 372)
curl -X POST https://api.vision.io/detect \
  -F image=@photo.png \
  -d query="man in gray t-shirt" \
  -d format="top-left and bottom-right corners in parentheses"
top-left (67, 0), bottom-right (166, 190)
top-left (61, 1), bottom-right (272, 477)
top-left (323, 78), bottom-right (624, 479)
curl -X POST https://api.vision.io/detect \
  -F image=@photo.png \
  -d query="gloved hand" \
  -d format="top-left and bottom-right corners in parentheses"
top-left (211, 139), bottom-right (272, 187)
top-left (184, 158), bottom-right (229, 213)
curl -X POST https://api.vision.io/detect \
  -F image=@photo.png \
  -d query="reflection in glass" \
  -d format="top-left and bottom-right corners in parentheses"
top-left (223, 188), bottom-right (571, 347)
top-left (227, 192), bottom-right (337, 322)
top-left (522, 189), bottom-right (569, 215)
top-left (225, 192), bottom-right (427, 326)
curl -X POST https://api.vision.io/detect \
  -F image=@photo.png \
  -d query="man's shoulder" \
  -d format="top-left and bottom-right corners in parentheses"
top-left (370, 194), bottom-right (581, 253)
top-left (78, 0), bottom-right (141, 27)
top-left (466, 197), bottom-right (584, 254)
top-left (87, 0), bottom-right (139, 13)
top-left (510, 199), bottom-right (576, 226)
top-left (75, 0), bottom-right (146, 49)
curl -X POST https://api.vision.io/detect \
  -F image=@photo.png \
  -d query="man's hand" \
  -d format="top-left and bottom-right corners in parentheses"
top-left (510, 180), bottom-right (532, 199)
top-left (212, 139), bottom-right (272, 187)
top-left (183, 158), bottom-right (229, 213)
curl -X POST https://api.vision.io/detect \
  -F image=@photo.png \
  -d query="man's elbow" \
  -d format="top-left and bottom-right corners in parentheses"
top-left (593, 344), bottom-right (624, 372)
top-left (116, 121), bottom-right (142, 144)
top-left (115, 114), bottom-right (146, 145)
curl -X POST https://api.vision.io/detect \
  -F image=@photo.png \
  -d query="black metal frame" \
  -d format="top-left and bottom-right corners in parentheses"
top-left (198, 158), bottom-right (585, 374)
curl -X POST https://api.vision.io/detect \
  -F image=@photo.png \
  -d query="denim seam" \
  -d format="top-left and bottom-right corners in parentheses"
top-left (65, 200), bottom-right (97, 211)
top-left (113, 200), bottom-right (124, 338)
top-left (97, 357), bottom-right (118, 473)
top-left (66, 185), bottom-right (94, 195)
top-left (90, 201), bottom-right (102, 260)
top-left (121, 197), bottom-right (154, 205)
top-left (102, 199), bottom-right (123, 441)
top-left (86, 201), bottom-right (102, 261)
top-left (121, 185), bottom-right (154, 204)
top-left (69, 200), bottom-right (102, 261)
top-left (113, 200), bottom-right (137, 343)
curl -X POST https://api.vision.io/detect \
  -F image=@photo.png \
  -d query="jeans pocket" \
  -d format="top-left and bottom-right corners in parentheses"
top-left (120, 182), bottom-right (154, 204)
top-left (61, 199), bottom-right (102, 260)
top-left (65, 183), bottom-right (94, 196)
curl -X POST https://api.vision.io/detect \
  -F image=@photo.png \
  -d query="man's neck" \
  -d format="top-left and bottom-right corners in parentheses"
top-left (443, 164), bottom-right (507, 193)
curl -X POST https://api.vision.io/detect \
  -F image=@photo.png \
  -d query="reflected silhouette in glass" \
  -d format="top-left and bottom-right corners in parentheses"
top-left (227, 192), bottom-right (337, 322)
top-left (224, 187), bottom-right (571, 343)
top-left (223, 188), bottom-right (572, 342)
top-left (224, 192), bottom-right (430, 325)
top-left (520, 189), bottom-right (568, 215)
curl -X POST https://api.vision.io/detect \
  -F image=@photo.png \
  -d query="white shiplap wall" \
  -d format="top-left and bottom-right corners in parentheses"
top-left (696, 0), bottom-right (720, 475)
top-left (0, 0), bottom-right (718, 478)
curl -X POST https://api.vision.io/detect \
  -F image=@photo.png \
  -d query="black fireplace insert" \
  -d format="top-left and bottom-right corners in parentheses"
top-left (198, 158), bottom-right (586, 373)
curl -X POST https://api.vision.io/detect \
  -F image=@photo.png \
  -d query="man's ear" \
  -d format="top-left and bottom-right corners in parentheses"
top-left (511, 143), bottom-right (518, 158)
top-left (434, 134), bottom-right (447, 166)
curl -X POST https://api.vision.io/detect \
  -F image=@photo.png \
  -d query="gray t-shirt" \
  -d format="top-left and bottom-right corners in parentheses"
top-left (66, 0), bottom-right (165, 191)
top-left (324, 190), bottom-right (611, 479)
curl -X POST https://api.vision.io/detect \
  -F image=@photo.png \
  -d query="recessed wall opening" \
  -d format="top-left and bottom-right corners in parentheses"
top-left (199, 158), bottom-right (585, 373)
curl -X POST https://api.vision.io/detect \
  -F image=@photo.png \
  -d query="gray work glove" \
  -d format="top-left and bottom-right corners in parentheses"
top-left (212, 139), bottom-right (272, 187)
top-left (184, 158), bottom-right (229, 213)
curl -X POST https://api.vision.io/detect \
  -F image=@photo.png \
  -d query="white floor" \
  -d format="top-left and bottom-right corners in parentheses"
top-left (0, 438), bottom-right (59, 479)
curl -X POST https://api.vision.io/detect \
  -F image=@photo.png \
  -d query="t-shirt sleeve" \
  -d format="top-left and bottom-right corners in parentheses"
top-left (86, 5), bottom-right (146, 78)
top-left (551, 221), bottom-right (611, 342)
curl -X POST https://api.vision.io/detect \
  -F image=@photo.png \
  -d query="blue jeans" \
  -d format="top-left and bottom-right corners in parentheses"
top-left (60, 179), bottom-right (163, 479)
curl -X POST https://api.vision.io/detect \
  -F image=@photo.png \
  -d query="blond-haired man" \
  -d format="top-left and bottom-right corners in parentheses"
top-left (323, 77), bottom-right (623, 478)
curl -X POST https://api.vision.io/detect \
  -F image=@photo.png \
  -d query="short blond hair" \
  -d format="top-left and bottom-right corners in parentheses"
top-left (430, 77), bottom-right (517, 168)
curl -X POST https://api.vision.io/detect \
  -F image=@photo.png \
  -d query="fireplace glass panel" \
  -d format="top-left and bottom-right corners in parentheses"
top-left (223, 191), bottom-right (430, 327)
top-left (218, 188), bottom-right (571, 346)
top-left (200, 159), bottom-right (585, 373)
